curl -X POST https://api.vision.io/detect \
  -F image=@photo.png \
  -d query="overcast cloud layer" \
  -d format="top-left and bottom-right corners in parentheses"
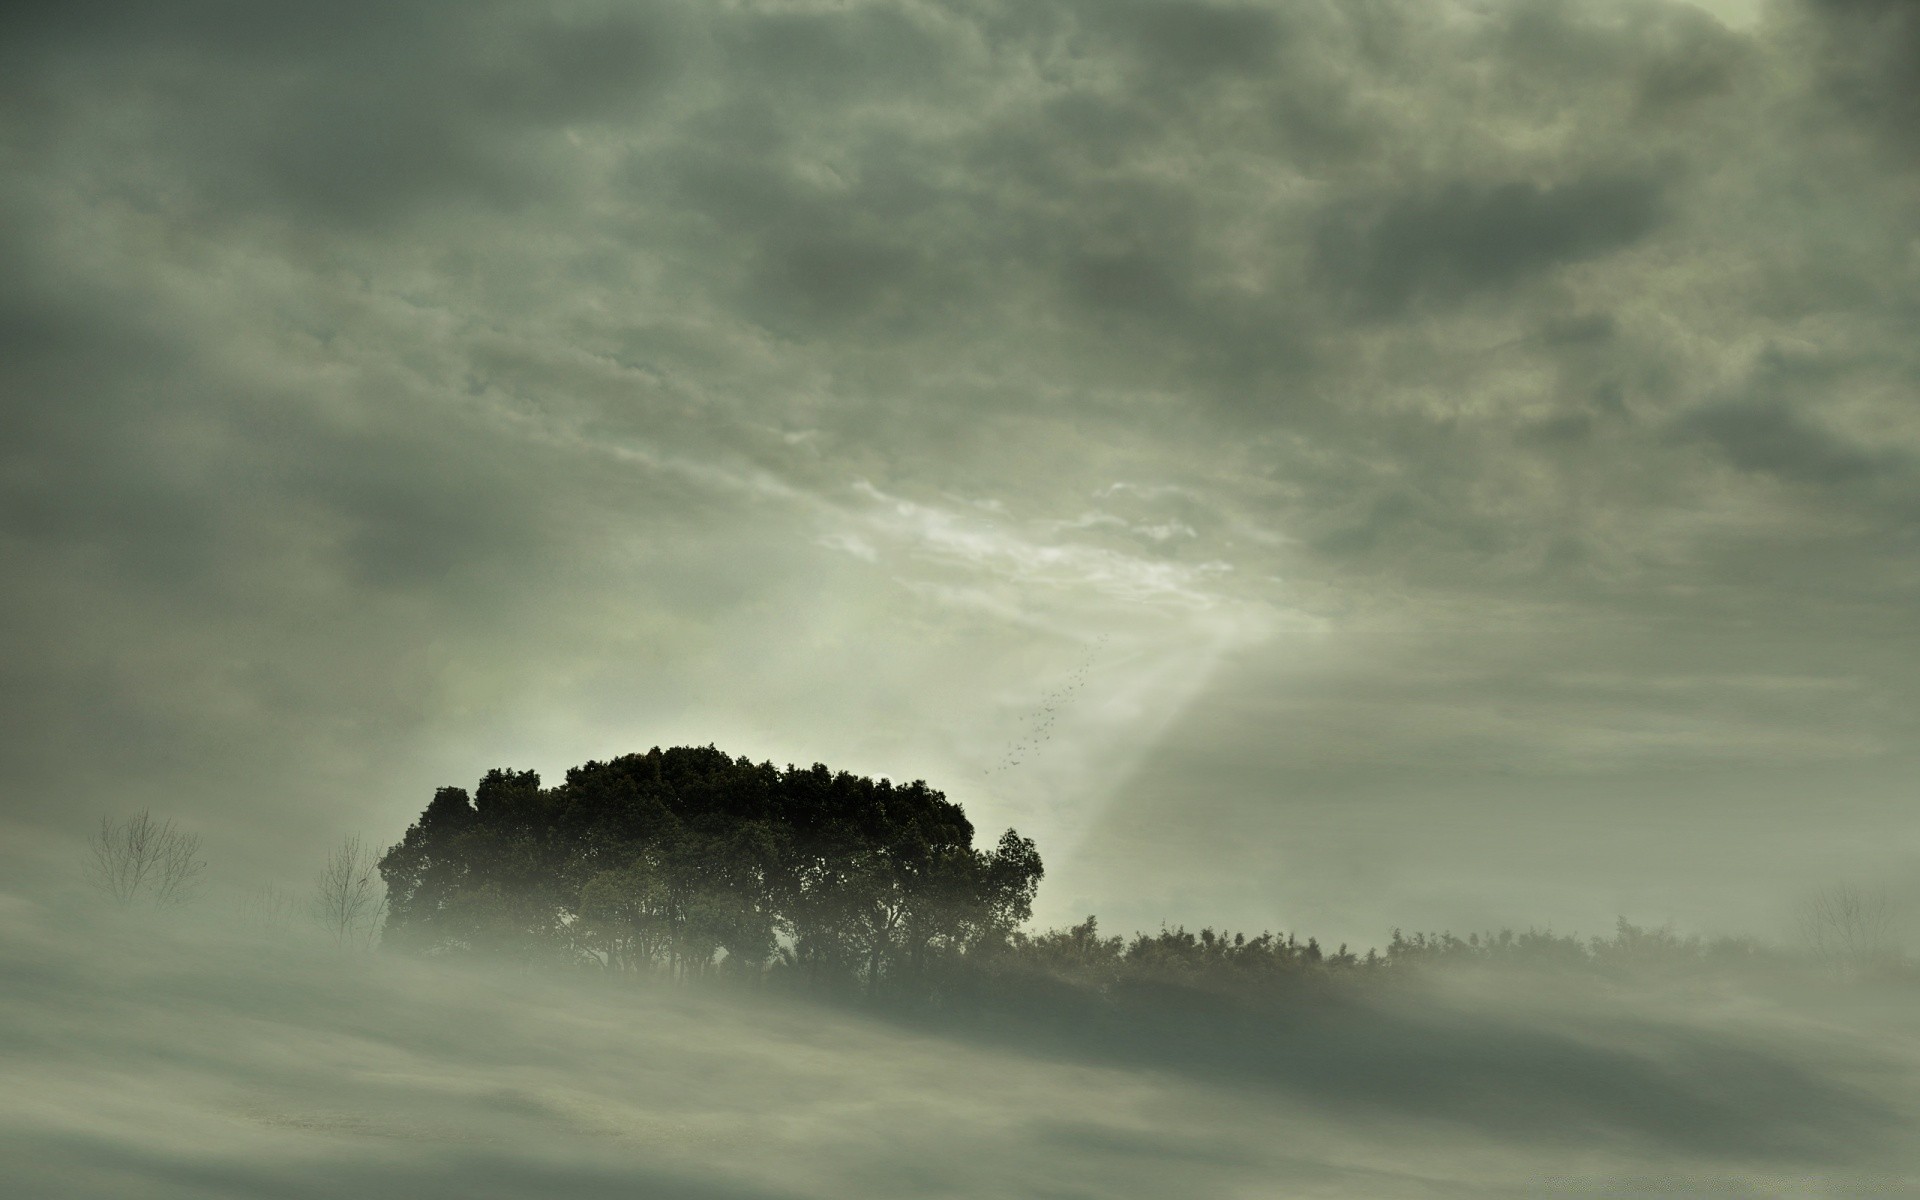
top-left (3, 0), bottom-right (1918, 945)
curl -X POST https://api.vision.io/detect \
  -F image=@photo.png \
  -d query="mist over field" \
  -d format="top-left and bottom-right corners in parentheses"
top-left (6, 0), bottom-right (1920, 1192)
top-left (6, 892), bottom-right (1919, 1200)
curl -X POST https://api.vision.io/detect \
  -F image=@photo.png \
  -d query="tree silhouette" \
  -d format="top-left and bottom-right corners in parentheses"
top-left (378, 746), bottom-right (1044, 996)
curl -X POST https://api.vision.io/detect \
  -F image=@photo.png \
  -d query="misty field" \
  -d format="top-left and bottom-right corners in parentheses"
top-left (4, 895), bottom-right (1917, 1200)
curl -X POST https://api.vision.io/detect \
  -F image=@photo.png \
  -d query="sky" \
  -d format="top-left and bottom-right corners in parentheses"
top-left (3, 0), bottom-right (1917, 951)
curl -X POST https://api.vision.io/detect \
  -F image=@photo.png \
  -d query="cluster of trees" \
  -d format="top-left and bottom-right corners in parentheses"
top-left (93, 753), bottom-right (1911, 1010)
top-left (376, 746), bottom-right (1043, 997)
top-left (375, 745), bottom-right (1916, 1011)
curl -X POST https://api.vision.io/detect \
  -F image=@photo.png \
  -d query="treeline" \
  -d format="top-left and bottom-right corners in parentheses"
top-left (1380, 922), bottom-right (1778, 976)
top-left (376, 745), bottom-right (1042, 997)
top-left (377, 746), bottom-right (1901, 1012)
top-left (963, 917), bottom-right (1786, 1019)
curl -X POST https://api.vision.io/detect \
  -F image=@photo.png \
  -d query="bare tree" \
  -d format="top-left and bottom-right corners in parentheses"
top-left (88, 811), bottom-right (205, 908)
top-left (153, 825), bottom-right (207, 907)
top-left (311, 835), bottom-right (386, 949)
top-left (247, 884), bottom-right (301, 939)
top-left (1799, 882), bottom-right (1899, 978)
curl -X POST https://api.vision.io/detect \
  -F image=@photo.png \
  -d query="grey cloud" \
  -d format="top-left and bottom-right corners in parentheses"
top-left (279, 411), bottom-right (557, 594)
top-left (1517, 411), bottom-right (1598, 448)
top-left (1312, 490), bottom-right (1423, 560)
top-left (1678, 400), bottom-right (1891, 487)
top-left (223, 97), bottom-right (546, 231)
top-left (1313, 173), bottom-right (1670, 315)
top-left (1630, 17), bottom-right (1745, 119)
top-left (1114, 1), bottom-right (1288, 80)
top-left (0, 264), bottom-right (235, 587)
top-left (1063, 249), bottom-right (1193, 322)
top-left (714, 5), bottom-right (963, 106)
top-left (0, 242), bottom-right (553, 603)
top-left (1675, 346), bottom-right (1913, 491)
top-left (6, 2), bottom-right (682, 230)
top-left (1805, 0), bottom-right (1920, 163)
top-left (747, 235), bottom-right (927, 331)
top-left (1495, 0), bottom-right (1739, 84)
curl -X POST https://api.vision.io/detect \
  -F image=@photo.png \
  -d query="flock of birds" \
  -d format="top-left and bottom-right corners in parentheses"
top-left (987, 633), bottom-right (1109, 776)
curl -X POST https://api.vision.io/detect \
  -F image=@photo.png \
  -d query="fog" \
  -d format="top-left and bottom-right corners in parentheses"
top-left (3, 889), bottom-right (1915, 1199)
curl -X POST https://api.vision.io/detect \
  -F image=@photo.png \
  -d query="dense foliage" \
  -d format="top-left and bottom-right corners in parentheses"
top-left (378, 746), bottom-right (1043, 998)
top-left (382, 746), bottom-right (1836, 1018)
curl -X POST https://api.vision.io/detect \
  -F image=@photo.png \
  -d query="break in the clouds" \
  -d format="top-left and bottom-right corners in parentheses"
top-left (2, 0), bottom-right (1918, 941)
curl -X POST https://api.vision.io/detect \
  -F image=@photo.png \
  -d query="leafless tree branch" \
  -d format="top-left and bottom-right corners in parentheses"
top-left (87, 811), bottom-right (204, 909)
top-left (311, 835), bottom-right (386, 949)
top-left (1798, 882), bottom-right (1898, 978)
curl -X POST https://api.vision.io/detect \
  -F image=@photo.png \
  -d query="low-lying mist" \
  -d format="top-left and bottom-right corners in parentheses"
top-left (5, 892), bottom-right (1917, 1200)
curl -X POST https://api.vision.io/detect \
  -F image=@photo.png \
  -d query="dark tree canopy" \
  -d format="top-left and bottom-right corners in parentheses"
top-left (378, 746), bottom-right (1043, 997)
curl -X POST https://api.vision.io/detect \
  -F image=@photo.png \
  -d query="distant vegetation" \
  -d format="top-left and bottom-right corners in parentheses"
top-left (88, 746), bottom-right (1905, 1014)
top-left (375, 745), bottom-right (1908, 1016)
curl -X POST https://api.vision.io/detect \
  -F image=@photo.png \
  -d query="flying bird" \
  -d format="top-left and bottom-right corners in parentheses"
top-left (986, 634), bottom-right (1108, 776)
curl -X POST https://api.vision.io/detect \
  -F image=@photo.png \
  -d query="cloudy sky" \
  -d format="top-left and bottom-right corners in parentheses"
top-left (3, 0), bottom-right (1916, 948)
